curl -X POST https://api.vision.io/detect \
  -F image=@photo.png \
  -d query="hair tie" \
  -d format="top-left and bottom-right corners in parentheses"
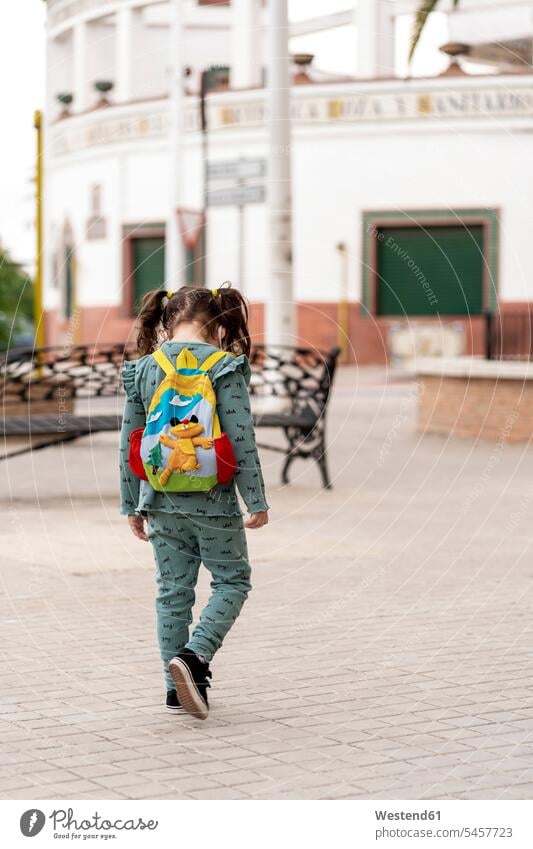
top-left (166, 290), bottom-right (174, 299)
top-left (211, 288), bottom-right (219, 298)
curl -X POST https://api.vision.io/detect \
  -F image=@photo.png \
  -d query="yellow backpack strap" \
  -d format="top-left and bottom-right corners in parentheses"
top-left (176, 348), bottom-right (198, 370)
top-left (200, 351), bottom-right (232, 373)
top-left (151, 348), bottom-right (175, 376)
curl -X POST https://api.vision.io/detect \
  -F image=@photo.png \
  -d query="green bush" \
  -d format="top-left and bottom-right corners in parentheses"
top-left (0, 248), bottom-right (34, 349)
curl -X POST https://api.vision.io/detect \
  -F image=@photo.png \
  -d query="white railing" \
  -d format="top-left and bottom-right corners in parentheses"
top-left (48, 72), bottom-right (533, 159)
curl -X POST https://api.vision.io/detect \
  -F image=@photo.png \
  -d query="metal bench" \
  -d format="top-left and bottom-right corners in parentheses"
top-left (249, 345), bottom-right (340, 489)
top-left (1, 343), bottom-right (340, 488)
top-left (1, 344), bottom-right (129, 452)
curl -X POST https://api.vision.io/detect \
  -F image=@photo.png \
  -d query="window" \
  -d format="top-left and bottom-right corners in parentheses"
top-left (132, 237), bottom-right (166, 307)
top-left (376, 224), bottom-right (484, 316)
top-left (363, 210), bottom-right (498, 317)
top-left (123, 226), bottom-right (166, 315)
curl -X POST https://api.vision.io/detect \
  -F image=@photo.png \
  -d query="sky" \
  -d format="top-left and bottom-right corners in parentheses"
top-left (0, 1), bottom-right (46, 266)
top-left (0, 0), bottom-right (447, 267)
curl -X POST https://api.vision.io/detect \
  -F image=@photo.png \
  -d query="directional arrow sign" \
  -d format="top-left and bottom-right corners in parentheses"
top-left (207, 184), bottom-right (266, 207)
top-left (207, 158), bottom-right (267, 182)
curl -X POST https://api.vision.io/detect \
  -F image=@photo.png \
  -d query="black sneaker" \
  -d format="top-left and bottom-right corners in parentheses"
top-left (168, 648), bottom-right (212, 720)
top-left (165, 689), bottom-right (185, 715)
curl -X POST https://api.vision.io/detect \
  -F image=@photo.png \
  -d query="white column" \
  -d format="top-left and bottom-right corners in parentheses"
top-left (115, 4), bottom-right (133, 102)
top-left (265, 0), bottom-right (295, 346)
top-left (72, 21), bottom-right (88, 111)
top-left (231, 0), bottom-right (262, 89)
top-left (355, 0), bottom-right (395, 78)
top-left (166, 0), bottom-right (185, 288)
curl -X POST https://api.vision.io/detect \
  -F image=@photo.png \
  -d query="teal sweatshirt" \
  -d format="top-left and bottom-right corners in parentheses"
top-left (119, 341), bottom-right (269, 517)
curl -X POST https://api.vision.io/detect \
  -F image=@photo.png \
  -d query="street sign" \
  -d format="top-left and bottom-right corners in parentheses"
top-left (207, 184), bottom-right (266, 207)
top-left (207, 158), bottom-right (267, 182)
top-left (206, 157), bottom-right (267, 288)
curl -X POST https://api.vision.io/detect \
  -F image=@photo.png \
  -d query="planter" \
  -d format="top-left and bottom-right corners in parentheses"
top-left (56, 92), bottom-right (73, 118)
top-left (94, 80), bottom-right (114, 106)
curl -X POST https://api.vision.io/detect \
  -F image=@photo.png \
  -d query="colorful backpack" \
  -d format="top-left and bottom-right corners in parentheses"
top-left (128, 347), bottom-right (237, 492)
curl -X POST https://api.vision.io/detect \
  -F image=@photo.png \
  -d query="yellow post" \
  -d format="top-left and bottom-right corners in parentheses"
top-left (336, 241), bottom-right (349, 363)
top-left (34, 110), bottom-right (45, 350)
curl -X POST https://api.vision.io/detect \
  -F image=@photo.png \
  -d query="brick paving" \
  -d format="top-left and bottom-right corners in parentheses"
top-left (2, 366), bottom-right (533, 799)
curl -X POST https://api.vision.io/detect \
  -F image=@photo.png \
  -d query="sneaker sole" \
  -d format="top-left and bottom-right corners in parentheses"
top-left (168, 658), bottom-right (209, 720)
top-left (165, 704), bottom-right (186, 715)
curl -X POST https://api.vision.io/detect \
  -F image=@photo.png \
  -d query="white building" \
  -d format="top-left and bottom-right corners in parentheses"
top-left (43, 0), bottom-right (533, 362)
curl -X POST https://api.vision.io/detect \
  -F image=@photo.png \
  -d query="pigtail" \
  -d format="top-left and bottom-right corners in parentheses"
top-left (136, 283), bottom-right (251, 359)
top-left (215, 282), bottom-right (251, 358)
top-left (136, 289), bottom-right (168, 356)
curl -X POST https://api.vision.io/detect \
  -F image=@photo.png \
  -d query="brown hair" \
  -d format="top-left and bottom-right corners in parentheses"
top-left (136, 282), bottom-right (251, 358)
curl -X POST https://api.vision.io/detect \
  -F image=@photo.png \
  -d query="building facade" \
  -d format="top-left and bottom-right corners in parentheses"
top-left (43, 0), bottom-right (533, 362)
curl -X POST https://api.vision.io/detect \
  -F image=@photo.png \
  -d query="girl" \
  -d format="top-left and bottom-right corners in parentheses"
top-left (119, 283), bottom-right (269, 720)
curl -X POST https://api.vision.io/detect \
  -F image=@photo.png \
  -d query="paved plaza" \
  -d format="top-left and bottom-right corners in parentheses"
top-left (2, 366), bottom-right (533, 800)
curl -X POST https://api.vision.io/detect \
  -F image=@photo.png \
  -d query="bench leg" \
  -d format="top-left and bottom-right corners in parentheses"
top-left (281, 452), bottom-right (294, 486)
top-left (280, 427), bottom-right (332, 489)
top-left (317, 447), bottom-right (332, 490)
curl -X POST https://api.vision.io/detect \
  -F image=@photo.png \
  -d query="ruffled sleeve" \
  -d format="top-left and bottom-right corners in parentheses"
top-left (211, 353), bottom-right (251, 387)
top-left (213, 353), bottom-right (269, 514)
top-left (119, 360), bottom-right (146, 516)
top-left (121, 360), bottom-right (142, 403)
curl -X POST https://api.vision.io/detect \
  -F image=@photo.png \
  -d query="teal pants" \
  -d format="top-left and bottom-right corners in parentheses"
top-left (147, 511), bottom-right (252, 690)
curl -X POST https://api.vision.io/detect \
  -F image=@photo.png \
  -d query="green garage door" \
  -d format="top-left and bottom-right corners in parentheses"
top-left (376, 225), bottom-right (484, 316)
top-left (132, 237), bottom-right (165, 310)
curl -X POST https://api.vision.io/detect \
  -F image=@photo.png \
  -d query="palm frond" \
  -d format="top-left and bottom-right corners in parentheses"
top-left (408, 0), bottom-right (441, 64)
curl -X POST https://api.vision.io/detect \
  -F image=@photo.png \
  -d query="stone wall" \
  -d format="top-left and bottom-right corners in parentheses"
top-left (417, 374), bottom-right (533, 442)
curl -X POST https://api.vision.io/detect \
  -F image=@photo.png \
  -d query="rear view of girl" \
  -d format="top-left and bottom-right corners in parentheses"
top-left (119, 284), bottom-right (269, 720)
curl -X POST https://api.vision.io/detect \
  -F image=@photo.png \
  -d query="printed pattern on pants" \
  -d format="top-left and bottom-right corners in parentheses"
top-left (147, 511), bottom-right (252, 689)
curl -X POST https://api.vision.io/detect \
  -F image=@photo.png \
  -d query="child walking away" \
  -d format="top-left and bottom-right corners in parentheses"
top-left (119, 283), bottom-right (269, 720)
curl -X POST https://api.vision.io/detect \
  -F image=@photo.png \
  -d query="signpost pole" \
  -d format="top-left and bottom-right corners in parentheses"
top-left (206, 157), bottom-right (266, 292)
top-left (166, 0), bottom-right (185, 290)
top-left (238, 199), bottom-right (245, 292)
top-left (237, 159), bottom-right (245, 291)
top-left (200, 70), bottom-right (209, 288)
top-left (34, 110), bottom-right (45, 350)
top-left (266, 0), bottom-right (295, 346)
top-left (337, 241), bottom-right (350, 364)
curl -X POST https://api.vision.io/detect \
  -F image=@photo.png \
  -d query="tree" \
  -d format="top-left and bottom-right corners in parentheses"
top-left (148, 442), bottom-right (163, 473)
top-left (409, 0), bottom-right (460, 64)
top-left (0, 247), bottom-right (33, 349)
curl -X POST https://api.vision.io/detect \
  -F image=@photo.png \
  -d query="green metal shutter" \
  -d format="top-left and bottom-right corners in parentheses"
top-left (184, 229), bottom-right (205, 286)
top-left (132, 237), bottom-right (165, 310)
top-left (376, 225), bottom-right (484, 316)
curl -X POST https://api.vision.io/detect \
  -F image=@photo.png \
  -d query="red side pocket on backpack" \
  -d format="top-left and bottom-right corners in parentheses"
top-left (128, 427), bottom-right (148, 480)
top-left (214, 432), bottom-right (237, 484)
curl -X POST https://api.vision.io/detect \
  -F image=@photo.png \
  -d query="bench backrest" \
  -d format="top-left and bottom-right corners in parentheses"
top-left (248, 345), bottom-right (340, 421)
top-left (0, 344), bottom-right (134, 408)
top-left (1, 344), bottom-right (340, 423)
